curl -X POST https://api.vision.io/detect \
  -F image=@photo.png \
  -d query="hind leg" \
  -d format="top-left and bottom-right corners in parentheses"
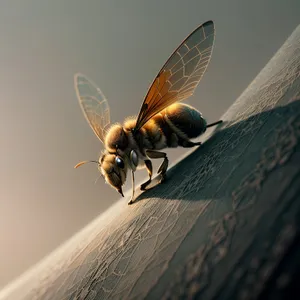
top-left (206, 120), bottom-right (223, 128)
top-left (180, 119), bottom-right (223, 148)
top-left (181, 140), bottom-right (202, 148)
top-left (145, 150), bottom-right (169, 184)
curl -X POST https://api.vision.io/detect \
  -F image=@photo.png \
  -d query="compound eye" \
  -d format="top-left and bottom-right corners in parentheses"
top-left (115, 156), bottom-right (125, 169)
top-left (130, 150), bottom-right (138, 167)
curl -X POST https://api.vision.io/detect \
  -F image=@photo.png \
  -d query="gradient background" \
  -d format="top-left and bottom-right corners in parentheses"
top-left (0, 0), bottom-right (299, 289)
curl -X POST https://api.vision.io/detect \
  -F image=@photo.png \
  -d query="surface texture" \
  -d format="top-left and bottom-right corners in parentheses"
top-left (1, 25), bottom-right (300, 300)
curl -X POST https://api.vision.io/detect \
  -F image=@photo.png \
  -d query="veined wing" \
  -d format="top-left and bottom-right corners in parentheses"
top-left (74, 73), bottom-right (110, 144)
top-left (134, 20), bottom-right (215, 131)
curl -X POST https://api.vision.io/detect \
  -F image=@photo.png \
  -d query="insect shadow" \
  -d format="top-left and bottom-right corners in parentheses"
top-left (132, 99), bottom-right (300, 204)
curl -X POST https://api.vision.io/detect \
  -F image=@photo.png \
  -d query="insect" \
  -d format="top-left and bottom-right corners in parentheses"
top-left (74, 20), bottom-right (222, 205)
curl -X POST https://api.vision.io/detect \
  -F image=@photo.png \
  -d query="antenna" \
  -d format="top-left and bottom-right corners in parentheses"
top-left (74, 160), bottom-right (100, 169)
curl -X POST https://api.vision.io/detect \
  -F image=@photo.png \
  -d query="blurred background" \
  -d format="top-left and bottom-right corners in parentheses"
top-left (0, 0), bottom-right (299, 290)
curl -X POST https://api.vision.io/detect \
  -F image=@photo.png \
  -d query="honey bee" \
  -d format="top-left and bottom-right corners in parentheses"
top-left (74, 20), bottom-right (222, 204)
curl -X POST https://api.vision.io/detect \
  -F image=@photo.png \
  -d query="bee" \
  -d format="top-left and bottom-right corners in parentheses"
top-left (74, 20), bottom-right (222, 205)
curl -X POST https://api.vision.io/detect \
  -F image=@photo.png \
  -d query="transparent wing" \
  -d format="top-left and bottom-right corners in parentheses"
top-left (135, 20), bottom-right (215, 131)
top-left (74, 73), bottom-right (110, 144)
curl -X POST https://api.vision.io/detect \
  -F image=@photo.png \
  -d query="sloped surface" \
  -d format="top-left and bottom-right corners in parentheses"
top-left (1, 25), bottom-right (300, 300)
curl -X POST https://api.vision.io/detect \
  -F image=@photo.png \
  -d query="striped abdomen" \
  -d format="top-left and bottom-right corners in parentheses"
top-left (141, 103), bottom-right (207, 150)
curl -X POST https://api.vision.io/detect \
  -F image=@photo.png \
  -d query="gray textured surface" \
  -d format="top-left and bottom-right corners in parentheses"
top-left (1, 25), bottom-right (300, 300)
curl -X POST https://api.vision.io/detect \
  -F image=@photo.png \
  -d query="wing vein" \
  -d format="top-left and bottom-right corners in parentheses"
top-left (134, 20), bottom-right (215, 131)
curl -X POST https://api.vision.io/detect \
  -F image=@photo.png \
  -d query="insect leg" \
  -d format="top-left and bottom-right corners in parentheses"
top-left (128, 171), bottom-right (135, 205)
top-left (206, 120), bottom-right (223, 128)
top-left (140, 160), bottom-right (153, 191)
top-left (146, 150), bottom-right (169, 184)
top-left (181, 140), bottom-right (202, 148)
top-left (177, 119), bottom-right (224, 148)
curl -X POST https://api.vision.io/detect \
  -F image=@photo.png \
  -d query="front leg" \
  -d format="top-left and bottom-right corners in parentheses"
top-left (128, 170), bottom-right (135, 205)
top-left (140, 160), bottom-right (153, 190)
top-left (145, 150), bottom-right (169, 183)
